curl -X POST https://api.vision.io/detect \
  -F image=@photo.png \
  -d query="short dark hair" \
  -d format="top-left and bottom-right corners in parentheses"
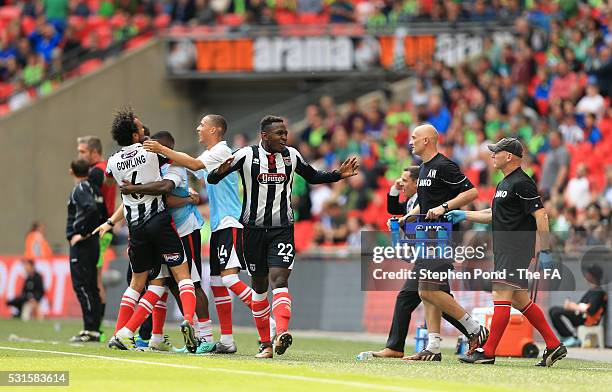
top-left (77, 136), bottom-right (102, 154)
top-left (151, 131), bottom-right (175, 144)
top-left (143, 125), bottom-right (150, 137)
top-left (207, 114), bottom-right (227, 135)
top-left (260, 115), bottom-right (284, 132)
top-left (71, 159), bottom-right (91, 177)
top-left (111, 107), bottom-right (138, 146)
top-left (405, 166), bottom-right (420, 181)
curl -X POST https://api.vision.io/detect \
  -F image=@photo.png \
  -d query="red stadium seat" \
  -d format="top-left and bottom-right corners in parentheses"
top-left (219, 14), bottom-right (243, 26)
top-left (298, 13), bottom-right (328, 24)
top-left (276, 11), bottom-right (298, 25)
top-left (294, 221), bottom-right (315, 252)
top-left (0, 6), bottom-right (20, 23)
top-left (0, 83), bottom-right (13, 100)
top-left (86, 15), bottom-right (106, 31)
top-left (125, 35), bottom-right (152, 50)
top-left (96, 25), bottom-right (113, 48)
top-left (465, 168), bottom-right (480, 187)
top-left (133, 14), bottom-right (150, 32)
top-left (110, 13), bottom-right (127, 29)
top-left (21, 16), bottom-right (36, 36)
top-left (0, 103), bottom-right (10, 116)
top-left (154, 14), bottom-right (171, 29)
top-left (78, 58), bottom-right (103, 75)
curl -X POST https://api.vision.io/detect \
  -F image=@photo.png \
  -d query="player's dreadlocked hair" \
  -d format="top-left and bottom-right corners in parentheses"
top-left (111, 107), bottom-right (138, 146)
top-left (260, 115), bottom-right (284, 132)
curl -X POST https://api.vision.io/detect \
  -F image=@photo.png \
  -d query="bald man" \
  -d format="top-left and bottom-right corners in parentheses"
top-left (402, 124), bottom-right (488, 361)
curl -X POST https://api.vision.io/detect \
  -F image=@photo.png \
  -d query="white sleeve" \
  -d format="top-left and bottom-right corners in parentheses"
top-left (197, 145), bottom-right (233, 172)
top-left (163, 165), bottom-right (183, 188)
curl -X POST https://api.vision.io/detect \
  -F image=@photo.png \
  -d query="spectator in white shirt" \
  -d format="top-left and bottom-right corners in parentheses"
top-left (576, 83), bottom-right (606, 118)
top-left (565, 163), bottom-right (591, 210)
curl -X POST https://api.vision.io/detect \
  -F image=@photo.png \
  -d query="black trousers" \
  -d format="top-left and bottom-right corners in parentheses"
top-left (125, 266), bottom-right (153, 340)
top-left (549, 306), bottom-right (584, 338)
top-left (69, 237), bottom-right (102, 332)
top-left (386, 278), bottom-right (470, 352)
top-left (7, 296), bottom-right (28, 316)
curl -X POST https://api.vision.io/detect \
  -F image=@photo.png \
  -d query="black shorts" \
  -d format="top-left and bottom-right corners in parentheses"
top-left (167, 229), bottom-right (203, 288)
top-left (210, 227), bottom-right (246, 276)
top-left (243, 226), bottom-right (295, 277)
top-left (492, 251), bottom-right (533, 289)
top-left (414, 261), bottom-right (453, 291)
top-left (128, 211), bottom-right (185, 275)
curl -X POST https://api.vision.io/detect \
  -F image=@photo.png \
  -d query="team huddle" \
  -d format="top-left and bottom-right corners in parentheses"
top-left (77, 109), bottom-right (358, 358)
top-left (65, 109), bottom-right (566, 365)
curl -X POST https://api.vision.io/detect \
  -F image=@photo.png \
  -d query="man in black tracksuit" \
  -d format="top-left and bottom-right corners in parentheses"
top-left (66, 159), bottom-right (105, 342)
top-left (369, 167), bottom-right (470, 358)
top-left (6, 259), bottom-right (44, 318)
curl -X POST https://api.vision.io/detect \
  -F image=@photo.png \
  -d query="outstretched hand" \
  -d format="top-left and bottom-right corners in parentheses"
top-left (216, 156), bottom-right (235, 174)
top-left (143, 140), bottom-right (164, 154)
top-left (338, 156), bottom-right (359, 178)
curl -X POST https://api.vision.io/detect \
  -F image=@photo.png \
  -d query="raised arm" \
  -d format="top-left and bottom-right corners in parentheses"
top-left (143, 140), bottom-right (205, 171)
top-left (295, 153), bottom-right (358, 184)
top-left (207, 147), bottom-right (249, 184)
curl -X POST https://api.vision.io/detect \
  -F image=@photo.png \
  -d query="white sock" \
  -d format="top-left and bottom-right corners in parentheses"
top-left (220, 334), bottom-right (233, 345)
top-left (150, 334), bottom-right (163, 343)
top-left (426, 333), bottom-right (441, 354)
top-left (459, 313), bottom-right (480, 335)
top-left (117, 327), bottom-right (134, 338)
top-left (269, 316), bottom-right (277, 337)
top-left (198, 319), bottom-right (213, 343)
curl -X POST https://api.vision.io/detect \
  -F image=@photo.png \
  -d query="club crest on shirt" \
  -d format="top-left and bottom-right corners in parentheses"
top-left (258, 173), bottom-right (287, 185)
top-left (283, 156), bottom-right (292, 166)
top-left (162, 253), bottom-right (182, 263)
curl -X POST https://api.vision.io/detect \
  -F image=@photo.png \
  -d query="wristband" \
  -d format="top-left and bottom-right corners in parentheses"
top-left (106, 219), bottom-right (115, 227)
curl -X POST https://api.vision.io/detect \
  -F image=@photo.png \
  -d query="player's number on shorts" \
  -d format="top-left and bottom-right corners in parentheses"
top-left (130, 171), bottom-right (144, 200)
top-left (277, 243), bottom-right (294, 259)
top-left (218, 244), bottom-right (228, 261)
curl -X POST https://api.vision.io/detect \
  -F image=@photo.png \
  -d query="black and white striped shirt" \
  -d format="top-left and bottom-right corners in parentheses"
top-left (208, 142), bottom-right (342, 228)
top-left (106, 143), bottom-right (168, 227)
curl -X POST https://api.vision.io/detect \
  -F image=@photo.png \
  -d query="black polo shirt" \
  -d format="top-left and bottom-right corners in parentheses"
top-left (492, 167), bottom-right (543, 255)
top-left (417, 153), bottom-right (474, 213)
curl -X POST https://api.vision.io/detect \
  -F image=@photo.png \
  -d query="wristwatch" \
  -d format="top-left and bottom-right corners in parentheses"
top-left (442, 202), bottom-right (449, 212)
top-left (106, 219), bottom-right (115, 227)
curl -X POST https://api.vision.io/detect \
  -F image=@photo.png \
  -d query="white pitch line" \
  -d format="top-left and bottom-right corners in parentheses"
top-left (0, 346), bottom-right (424, 392)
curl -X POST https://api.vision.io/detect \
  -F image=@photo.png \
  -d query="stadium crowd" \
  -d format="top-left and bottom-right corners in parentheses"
top-left (1, 1), bottom-right (578, 116)
top-left (281, 0), bottom-right (612, 251)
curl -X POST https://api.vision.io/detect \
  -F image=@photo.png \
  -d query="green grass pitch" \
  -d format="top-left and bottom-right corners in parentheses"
top-left (0, 319), bottom-right (610, 392)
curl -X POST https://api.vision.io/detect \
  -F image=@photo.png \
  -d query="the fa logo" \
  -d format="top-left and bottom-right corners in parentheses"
top-left (253, 158), bottom-right (260, 165)
top-left (427, 169), bottom-right (437, 178)
top-left (495, 190), bottom-right (508, 198)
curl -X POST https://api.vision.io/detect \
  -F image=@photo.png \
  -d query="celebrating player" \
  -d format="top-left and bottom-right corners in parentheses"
top-left (448, 137), bottom-right (566, 366)
top-left (143, 114), bottom-right (259, 354)
top-left (119, 131), bottom-right (216, 354)
top-left (206, 115), bottom-right (358, 358)
top-left (94, 108), bottom-right (199, 352)
top-left (402, 124), bottom-right (488, 361)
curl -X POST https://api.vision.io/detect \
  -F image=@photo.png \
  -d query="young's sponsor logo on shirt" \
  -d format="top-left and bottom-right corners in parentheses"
top-left (257, 173), bottom-right (287, 185)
